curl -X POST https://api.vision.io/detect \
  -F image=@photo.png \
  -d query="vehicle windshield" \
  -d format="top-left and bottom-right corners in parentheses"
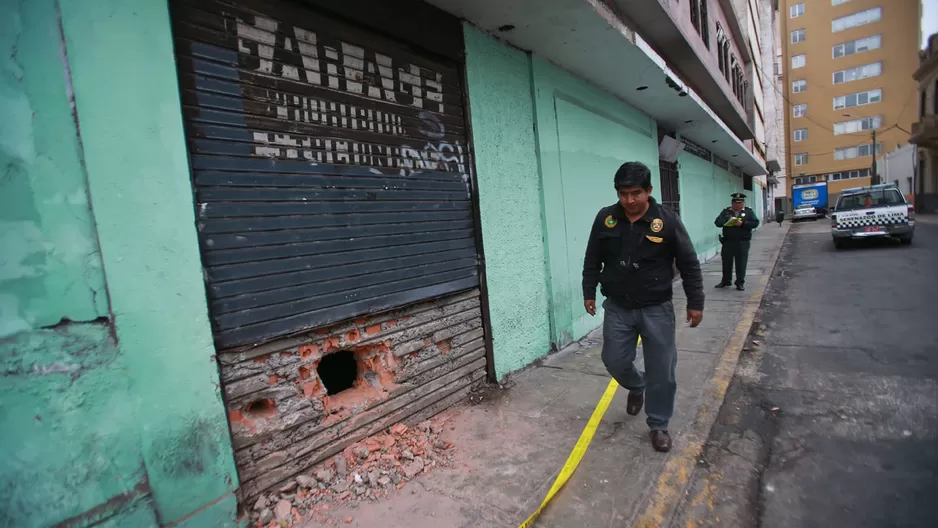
top-left (836, 189), bottom-right (904, 211)
top-left (796, 205), bottom-right (813, 210)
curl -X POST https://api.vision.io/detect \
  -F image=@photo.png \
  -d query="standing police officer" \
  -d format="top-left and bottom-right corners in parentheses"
top-left (583, 162), bottom-right (705, 453)
top-left (714, 193), bottom-right (760, 291)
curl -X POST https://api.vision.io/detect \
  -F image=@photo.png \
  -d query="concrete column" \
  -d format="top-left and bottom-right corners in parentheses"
top-left (58, 0), bottom-right (239, 524)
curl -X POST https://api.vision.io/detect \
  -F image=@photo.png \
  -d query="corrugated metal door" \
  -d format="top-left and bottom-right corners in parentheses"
top-left (169, 0), bottom-right (480, 349)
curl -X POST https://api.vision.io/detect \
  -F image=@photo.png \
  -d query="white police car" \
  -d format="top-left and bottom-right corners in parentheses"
top-left (830, 184), bottom-right (915, 249)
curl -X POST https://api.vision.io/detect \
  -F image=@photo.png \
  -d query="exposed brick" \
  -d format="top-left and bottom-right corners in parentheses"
top-left (300, 344), bottom-right (319, 359)
top-left (303, 381), bottom-right (324, 399)
top-left (222, 290), bottom-right (485, 500)
top-left (323, 337), bottom-right (340, 352)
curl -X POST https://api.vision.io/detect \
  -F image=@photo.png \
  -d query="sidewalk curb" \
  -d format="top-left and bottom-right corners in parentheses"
top-left (631, 223), bottom-right (792, 528)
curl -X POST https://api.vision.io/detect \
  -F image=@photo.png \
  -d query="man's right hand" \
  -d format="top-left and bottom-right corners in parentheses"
top-left (585, 300), bottom-right (597, 316)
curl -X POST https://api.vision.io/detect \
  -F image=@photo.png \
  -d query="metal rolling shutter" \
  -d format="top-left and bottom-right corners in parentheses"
top-left (170, 0), bottom-right (479, 349)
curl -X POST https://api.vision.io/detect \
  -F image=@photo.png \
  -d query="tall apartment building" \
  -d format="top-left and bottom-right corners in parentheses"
top-left (780, 0), bottom-right (921, 205)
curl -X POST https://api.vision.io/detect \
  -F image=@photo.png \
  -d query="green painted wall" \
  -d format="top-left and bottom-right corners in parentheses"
top-left (0, 0), bottom-right (108, 336)
top-left (463, 25), bottom-right (552, 379)
top-left (531, 58), bottom-right (659, 348)
top-left (59, 0), bottom-right (238, 524)
top-left (1, 0), bottom-right (238, 525)
top-left (677, 151), bottom-right (748, 261)
top-left (0, 2), bottom-right (144, 525)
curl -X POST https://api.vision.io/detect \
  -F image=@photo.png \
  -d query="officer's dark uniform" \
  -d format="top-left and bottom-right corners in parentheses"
top-left (583, 197), bottom-right (704, 311)
top-left (714, 193), bottom-right (760, 291)
top-left (583, 196), bottom-right (704, 437)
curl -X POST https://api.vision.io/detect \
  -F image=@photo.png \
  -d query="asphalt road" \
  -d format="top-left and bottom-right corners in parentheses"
top-left (673, 216), bottom-right (938, 528)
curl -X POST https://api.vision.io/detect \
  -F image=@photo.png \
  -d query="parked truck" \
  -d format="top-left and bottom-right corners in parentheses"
top-left (791, 181), bottom-right (828, 220)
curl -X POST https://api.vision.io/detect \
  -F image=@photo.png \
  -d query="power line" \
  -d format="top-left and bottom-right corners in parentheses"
top-left (752, 60), bottom-right (907, 136)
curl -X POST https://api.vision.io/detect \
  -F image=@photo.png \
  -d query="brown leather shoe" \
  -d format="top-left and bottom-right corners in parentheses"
top-left (650, 430), bottom-right (672, 452)
top-left (627, 391), bottom-right (644, 416)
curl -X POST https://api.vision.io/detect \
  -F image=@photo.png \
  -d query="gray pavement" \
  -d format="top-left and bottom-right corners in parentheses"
top-left (673, 218), bottom-right (938, 528)
top-left (306, 222), bottom-right (790, 528)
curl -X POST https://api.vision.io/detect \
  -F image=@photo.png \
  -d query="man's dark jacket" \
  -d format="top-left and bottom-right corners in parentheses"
top-left (714, 207), bottom-right (760, 241)
top-left (582, 198), bottom-right (704, 311)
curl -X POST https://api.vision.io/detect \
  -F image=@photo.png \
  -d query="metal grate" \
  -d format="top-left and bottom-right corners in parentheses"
top-left (658, 159), bottom-right (680, 215)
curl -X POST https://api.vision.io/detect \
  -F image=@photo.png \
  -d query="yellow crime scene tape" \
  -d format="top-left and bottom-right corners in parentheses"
top-left (517, 337), bottom-right (641, 528)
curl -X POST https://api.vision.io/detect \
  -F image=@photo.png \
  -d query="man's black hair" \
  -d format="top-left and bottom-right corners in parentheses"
top-left (614, 162), bottom-right (652, 191)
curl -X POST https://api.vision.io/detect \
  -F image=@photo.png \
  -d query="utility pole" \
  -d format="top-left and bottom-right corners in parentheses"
top-left (871, 129), bottom-right (878, 185)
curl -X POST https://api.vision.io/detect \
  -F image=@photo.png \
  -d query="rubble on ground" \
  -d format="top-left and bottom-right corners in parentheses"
top-left (250, 417), bottom-right (454, 527)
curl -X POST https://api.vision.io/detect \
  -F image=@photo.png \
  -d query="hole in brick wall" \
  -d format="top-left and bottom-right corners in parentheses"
top-left (317, 350), bottom-right (357, 395)
top-left (244, 398), bottom-right (276, 419)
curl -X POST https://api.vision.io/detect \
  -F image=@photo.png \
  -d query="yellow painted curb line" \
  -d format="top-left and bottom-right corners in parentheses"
top-left (517, 338), bottom-right (641, 528)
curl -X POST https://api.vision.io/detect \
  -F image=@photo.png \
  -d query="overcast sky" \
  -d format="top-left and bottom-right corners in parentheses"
top-left (924, 1), bottom-right (938, 48)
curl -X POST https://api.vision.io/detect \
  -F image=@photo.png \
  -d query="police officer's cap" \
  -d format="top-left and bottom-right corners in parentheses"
top-left (731, 192), bottom-right (746, 202)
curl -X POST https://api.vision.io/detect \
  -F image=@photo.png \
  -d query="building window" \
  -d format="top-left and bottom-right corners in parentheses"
top-left (795, 153), bottom-right (808, 166)
top-left (833, 34), bottom-right (882, 58)
top-left (700, 0), bottom-right (710, 48)
top-left (731, 55), bottom-right (739, 95)
top-left (722, 40), bottom-right (731, 82)
top-left (793, 103), bottom-right (807, 117)
top-left (922, 89), bottom-right (928, 118)
top-left (691, 0), bottom-right (700, 33)
top-left (833, 88), bottom-right (882, 110)
top-left (717, 24), bottom-right (726, 75)
top-left (834, 115), bottom-right (882, 135)
top-left (827, 169), bottom-right (871, 181)
top-left (790, 3), bottom-right (805, 18)
top-left (792, 80), bottom-right (807, 93)
top-left (791, 29), bottom-right (806, 43)
top-left (832, 0), bottom-right (851, 5)
top-left (834, 143), bottom-right (883, 160)
top-left (792, 54), bottom-right (806, 69)
top-left (794, 128), bottom-right (808, 141)
top-left (934, 79), bottom-right (938, 114)
top-left (833, 62), bottom-right (882, 85)
top-left (832, 7), bottom-right (882, 33)
top-left (808, 175), bottom-right (818, 183)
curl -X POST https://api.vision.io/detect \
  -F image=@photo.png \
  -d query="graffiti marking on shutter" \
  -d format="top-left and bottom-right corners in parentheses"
top-left (235, 16), bottom-right (466, 177)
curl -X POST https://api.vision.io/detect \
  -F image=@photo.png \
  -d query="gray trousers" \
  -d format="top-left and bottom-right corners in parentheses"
top-left (601, 299), bottom-right (677, 430)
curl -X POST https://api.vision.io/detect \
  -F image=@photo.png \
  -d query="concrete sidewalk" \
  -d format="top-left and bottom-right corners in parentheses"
top-left (309, 222), bottom-right (791, 528)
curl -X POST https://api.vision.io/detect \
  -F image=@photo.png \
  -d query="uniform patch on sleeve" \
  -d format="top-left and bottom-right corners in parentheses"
top-left (645, 235), bottom-right (664, 243)
top-left (604, 215), bottom-right (618, 228)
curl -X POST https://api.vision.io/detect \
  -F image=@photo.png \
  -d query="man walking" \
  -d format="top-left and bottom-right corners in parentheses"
top-left (714, 193), bottom-right (760, 291)
top-left (583, 162), bottom-right (704, 453)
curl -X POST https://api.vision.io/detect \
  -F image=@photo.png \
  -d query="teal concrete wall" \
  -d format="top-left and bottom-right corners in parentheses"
top-left (60, 0), bottom-right (239, 524)
top-left (531, 58), bottom-right (659, 348)
top-left (0, 2), bottom-right (144, 525)
top-left (463, 25), bottom-right (552, 379)
top-left (1, 0), bottom-right (239, 525)
top-left (0, 0), bottom-right (108, 336)
top-left (677, 152), bottom-right (748, 261)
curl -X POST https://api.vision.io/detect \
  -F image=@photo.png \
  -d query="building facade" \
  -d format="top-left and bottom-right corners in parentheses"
top-left (772, 13), bottom-right (791, 213)
top-left (910, 32), bottom-right (938, 212)
top-left (2, 0), bottom-right (771, 524)
top-left (780, 0), bottom-right (921, 207)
